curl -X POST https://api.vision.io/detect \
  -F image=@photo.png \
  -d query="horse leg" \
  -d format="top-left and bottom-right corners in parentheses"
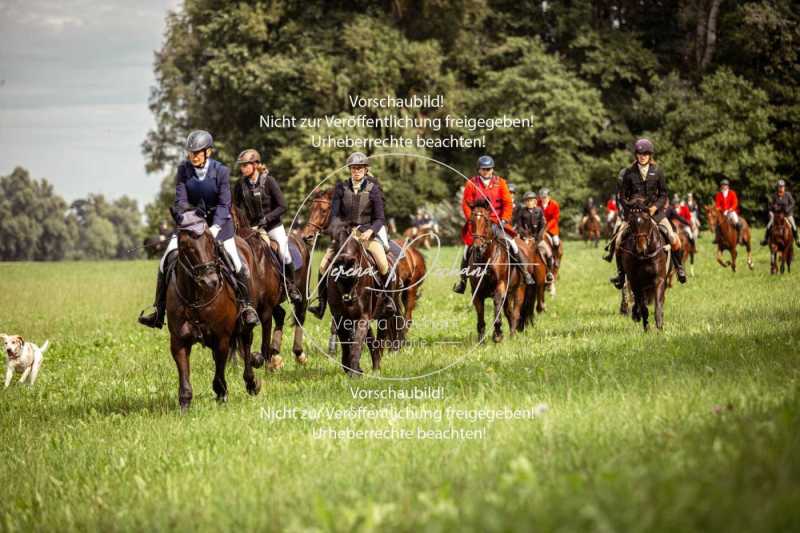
top-left (212, 339), bottom-right (229, 403)
top-left (260, 309), bottom-right (281, 372)
top-left (328, 319), bottom-right (337, 355)
top-left (730, 246), bottom-right (737, 272)
top-left (746, 240), bottom-right (754, 270)
top-left (170, 337), bottom-right (193, 411)
top-left (638, 292), bottom-right (649, 332)
top-left (348, 317), bottom-right (368, 377)
top-left (771, 250), bottom-right (777, 275)
top-left (492, 284), bottom-right (505, 343)
top-left (240, 326), bottom-right (261, 396)
top-left (270, 304), bottom-right (285, 358)
top-left (367, 325), bottom-right (382, 373)
top-left (475, 297), bottom-right (486, 342)
top-left (292, 301), bottom-right (308, 365)
top-left (654, 280), bottom-right (666, 330)
top-left (536, 281), bottom-right (545, 313)
top-left (619, 287), bottom-right (629, 315)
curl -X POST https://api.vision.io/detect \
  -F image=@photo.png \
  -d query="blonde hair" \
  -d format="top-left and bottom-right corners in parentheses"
top-left (255, 162), bottom-right (268, 174)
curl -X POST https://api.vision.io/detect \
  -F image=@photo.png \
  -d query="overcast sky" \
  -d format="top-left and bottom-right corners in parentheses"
top-left (0, 0), bottom-right (180, 210)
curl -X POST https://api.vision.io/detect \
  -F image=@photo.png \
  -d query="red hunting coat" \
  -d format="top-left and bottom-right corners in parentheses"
top-left (461, 175), bottom-right (514, 245)
top-left (537, 198), bottom-right (561, 236)
top-left (715, 190), bottom-right (739, 213)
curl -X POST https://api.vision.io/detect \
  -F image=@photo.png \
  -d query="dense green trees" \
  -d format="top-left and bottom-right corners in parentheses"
top-left (0, 167), bottom-right (145, 261)
top-left (141, 0), bottom-right (798, 235)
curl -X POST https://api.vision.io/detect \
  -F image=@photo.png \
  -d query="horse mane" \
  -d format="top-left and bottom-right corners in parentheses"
top-left (470, 198), bottom-right (491, 210)
top-left (311, 188), bottom-right (333, 201)
top-left (626, 194), bottom-right (649, 212)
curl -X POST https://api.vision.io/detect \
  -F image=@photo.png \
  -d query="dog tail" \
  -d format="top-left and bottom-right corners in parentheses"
top-left (40, 340), bottom-right (50, 354)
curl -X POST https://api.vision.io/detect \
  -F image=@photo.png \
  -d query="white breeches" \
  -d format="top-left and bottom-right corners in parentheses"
top-left (377, 226), bottom-right (390, 250)
top-left (267, 224), bottom-right (292, 264)
top-left (551, 235), bottom-right (560, 247)
top-left (726, 211), bottom-right (739, 225)
top-left (159, 235), bottom-right (243, 273)
top-left (607, 212), bottom-right (616, 223)
top-left (767, 212), bottom-right (797, 231)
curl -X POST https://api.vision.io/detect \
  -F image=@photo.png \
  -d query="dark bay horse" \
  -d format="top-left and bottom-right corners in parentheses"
top-left (326, 221), bottom-right (400, 376)
top-left (619, 199), bottom-right (670, 331)
top-left (705, 205), bottom-right (753, 272)
top-left (231, 207), bottom-right (309, 371)
top-left (465, 202), bottom-right (533, 342)
top-left (166, 214), bottom-right (260, 410)
top-left (518, 234), bottom-right (549, 314)
top-left (580, 207), bottom-right (601, 247)
top-left (769, 210), bottom-right (793, 274)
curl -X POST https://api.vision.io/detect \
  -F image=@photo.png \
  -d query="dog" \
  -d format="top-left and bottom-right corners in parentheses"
top-left (2, 334), bottom-right (48, 388)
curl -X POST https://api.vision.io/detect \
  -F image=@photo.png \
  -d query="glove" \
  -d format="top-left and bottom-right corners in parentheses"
top-left (209, 225), bottom-right (221, 239)
top-left (359, 229), bottom-right (374, 242)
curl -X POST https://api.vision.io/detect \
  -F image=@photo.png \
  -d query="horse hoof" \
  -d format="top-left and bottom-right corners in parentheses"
top-left (296, 353), bottom-right (308, 365)
top-left (268, 355), bottom-right (284, 372)
top-left (248, 378), bottom-right (262, 396)
top-left (492, 333), bottom-right (503, 343)
top-left (251, 353), bottom-right (265, 369)
top-left (216, 394), bottom-right (228, 404)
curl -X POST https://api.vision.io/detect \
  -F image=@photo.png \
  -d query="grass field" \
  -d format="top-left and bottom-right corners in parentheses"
top-left (1, 236), bottom-right (799, 532)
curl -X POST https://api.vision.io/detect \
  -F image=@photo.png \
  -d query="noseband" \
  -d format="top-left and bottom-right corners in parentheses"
top-left (175, 230), bottom-right (225, 309)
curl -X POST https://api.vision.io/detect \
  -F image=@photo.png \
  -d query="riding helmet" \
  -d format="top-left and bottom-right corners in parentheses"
top-left (477, 155), bottom-right (494, 169)
top-left (720, 178), bottom-right (730, 186)
top-left (346, 152), bottom-right (369, 167)
top-left (186, 130), bottom-right (213, 152)
top-left (777, 179), bottom-right (786, 188)
top-left (539, 187), bottom-right (550, 197)
top-left (634, 138), bottom-right (654, 154)
top-left (236, 149), bottom-right (261, 164)
top-left (523, 191), bottom-right (537, 200)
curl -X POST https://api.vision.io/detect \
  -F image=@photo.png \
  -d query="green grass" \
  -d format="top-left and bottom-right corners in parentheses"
top-left (1, 235), bottom-right (799, 532)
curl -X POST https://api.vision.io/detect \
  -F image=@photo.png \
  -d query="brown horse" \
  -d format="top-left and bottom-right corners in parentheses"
top-left (166, 214), bottom-right (260, 410)
top-left (619, 198), bottom-right (670, 331)
top-left (326, 220), bottom-right (401, 376)
top-left (518, 234), bottom-right (549, 314)
top-left (580, 207), bottom-right (601, 248)
top-left (542, 233), bottom-right (563, 297)
top-left (705, 205), bottom-right (753, 272)
top-left (231, 207), bottom-right (310, 370)
top-left (402, 226), bottom-right (436, 250)
top-left (667, 221), bottom-right (696, 287)
top-left (465, 201), bottom-right (533, 342)
top-left (769, 210), bottom-right (793, 274)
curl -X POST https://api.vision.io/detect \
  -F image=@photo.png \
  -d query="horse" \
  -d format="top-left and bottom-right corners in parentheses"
top-left (580, 207), bottom-right (601, 248)
top-left (302, 189), bottom-right (427, 351)
top-left (768, 210), bottom-right (793, 275)
top-left (542, 233), bottom-right (563, 297)
top-left (165, 213), bottom-right (260, 410)
top-left (619, 198), bottom-right (670, 331)
top-left (326, 220), bottom-right (401, 376)
top-left (667, 221), bottom-right (696, 286)
top-left (518, 233), bottom-right (550, 314)
top-left (231, 207), bottom-right (309, 371)
top-left (402, 225), bottom-right (437, 250)
top-left (142, 234), bottom-right (169, 259)
top-left (464, 201), bottom-right (533, 342)
top-left (705, 205), bottom-right (753, 272)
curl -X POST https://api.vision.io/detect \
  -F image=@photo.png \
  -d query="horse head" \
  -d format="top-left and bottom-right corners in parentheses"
top-left (302, 189), bottom-right (333, 244)
top-left (327, 219), bottom-right (368, 301)
top-left (176, 211), bottom-right (221, 292)
top-left (625, 195), bottom-right (656, 255)
top-left (704, 204), bottom-right (720, 232)
top-left (469, 199), bottom-right (494, 254)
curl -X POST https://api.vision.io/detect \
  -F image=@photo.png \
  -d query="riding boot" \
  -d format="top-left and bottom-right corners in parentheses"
top-left (760, 226), bottom-right (769, 246)
top-left (545, 255), bottom-right (554, 284)
top-left (603, 237), bottom-right (616, 262)
top-left (452, 251), bottom-right (469, 294)
top-left (376, 272), bottom-right (398, 317)
top-left (509, 247), bottom-right (535, 285)
top-left (138, 268), bottom-right (167, 329)
top-left (609, 254), bottom-right (625, 289)
top-left (672, 251), bottom-right (687, 284)
top-left (283, 261), bottom-right (303, 304)
top-left (235, 268), bottom-right (260, 327)
top-left (308, 272), bottom-right (327, 319)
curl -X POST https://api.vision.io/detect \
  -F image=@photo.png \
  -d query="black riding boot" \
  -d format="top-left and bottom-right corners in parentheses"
top-left (453, 251), bottom-right (470, 294)
top-left (308, 272), bottom-right (327, 319)
top-left (672, 251), bottom-right (687, 283)
top-left (760, 226), bottom-right (770, 246)
top-left (603, 237), bottom-right (616, 262)
top-left (509, 247), bottom-right (535, 285)
top-left (138, 268), bottom-right (167, 329)
top-left (283, 261), bottom-right (302, 304)
top-left (610, 254), bottom-right (625, 289)
top-left (235, 268), bottom-right (260, 327)
top-left (545, 255), bottom-right (554, 284)
top-left (376, 272), bottom-right (398, 317)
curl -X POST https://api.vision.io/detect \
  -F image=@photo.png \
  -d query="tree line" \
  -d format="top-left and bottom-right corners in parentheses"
top-left (142, 0), bottom-right (798, 235)
top-left (0, 167), bottom-right (145, 261)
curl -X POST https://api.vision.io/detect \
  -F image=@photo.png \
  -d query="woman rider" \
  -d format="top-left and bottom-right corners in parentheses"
top-left (232, 149), bottom-right (302, 304)
top-left (138, 130), bottom-right (259, 329)
top-left (308, 152), bottom-right (397, 319)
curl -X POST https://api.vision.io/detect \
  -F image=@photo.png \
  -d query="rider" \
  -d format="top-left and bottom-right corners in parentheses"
top-left (714, 178), bottom-right (742, 243)
top-left (607, 138), bottom-right (687, 288)
top-left (410, 207), bottom-right (433, 237)
top-left (761, 179), bottom-right (799, 246)
top-left (537, 187), bottom-right (561, 272)
top-left (232, 148), bottom-right (302, 304)
top-left (580, 196), bottom-right (600, 229)
top-left (606, 195), bottom-right (619, 227)
top-left (138, 130), bottom-right (259, 329)
top-left (516, 191), bottom-right (555, 284)
top-left (453, 155), bottom-right (535, 293)
top-left (308, 152), bottom-right (397, 319)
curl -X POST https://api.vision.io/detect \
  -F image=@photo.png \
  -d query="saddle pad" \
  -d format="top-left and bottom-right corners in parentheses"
top-left (178, 211), bottom-right (207, 236)
top-left (289, 240), bottom-right (304, 271)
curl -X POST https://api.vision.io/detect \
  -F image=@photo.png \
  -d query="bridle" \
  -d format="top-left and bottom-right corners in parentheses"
top-left (175, 230), bottom-right (225, 310)
top-left (620, 208), bottom-right (664, 259)
top-left (470, 209), bottom-right (493, 250)
top-left (304, 196), bottom-right (332, 238)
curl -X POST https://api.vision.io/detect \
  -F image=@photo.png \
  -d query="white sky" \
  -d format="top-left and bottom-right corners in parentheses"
top-left (0, 0), bottom-right (180, 210)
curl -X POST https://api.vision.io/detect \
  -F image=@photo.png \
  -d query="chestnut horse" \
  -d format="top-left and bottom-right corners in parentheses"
top-left (517, 233), bottom-right (549, 314)
top-left (542, 234), bottom-right (563, 297)
top-left (580, 207), bottom-right (601, 247)
top-left (667, 221), bottom-right (695, 287)
top-left (326, 220), bottom-right (400, 376)
top-left (166, 213), bottom-right (260, 410)
top-left (231, 207), bottom-right (310, 371)
top-left (619, 198), bottom-right (670, 331)
top-left (769, 210), bottom-right (793, 274)
top-left (465, 201), bottom-right (534, 342)
top-left (705, 205), bottom-right (753, 272)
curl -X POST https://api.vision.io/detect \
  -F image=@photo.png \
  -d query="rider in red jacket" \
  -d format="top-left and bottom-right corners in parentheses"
top-left (453, 155), bottom-right (534, 293)
top-left (714, 178), bottom-right (742, 241)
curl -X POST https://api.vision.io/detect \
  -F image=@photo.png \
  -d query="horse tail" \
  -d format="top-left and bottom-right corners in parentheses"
top-left (519, 283), bottom-right (537, 330)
